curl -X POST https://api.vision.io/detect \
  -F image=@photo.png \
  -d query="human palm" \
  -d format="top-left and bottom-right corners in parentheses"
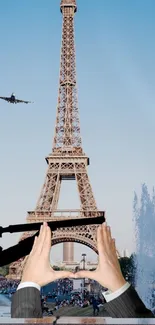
top-left (21, 223), bottom-right (75, 286)
top-left (75, 223), bottom-right (126, 292)
top-left (21, 222), bottom-right (126, 293)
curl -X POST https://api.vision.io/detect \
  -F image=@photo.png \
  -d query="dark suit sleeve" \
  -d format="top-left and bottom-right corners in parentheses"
top-left (11, 287), bottom-right (42, 318)
top-left (104, 285), bottom-right (154, 318)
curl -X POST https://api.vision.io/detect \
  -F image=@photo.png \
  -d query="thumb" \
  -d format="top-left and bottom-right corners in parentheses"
top-left (53, 270), bottom-right (75, 281)
top-left (74, 270), bottom-right (96, 280)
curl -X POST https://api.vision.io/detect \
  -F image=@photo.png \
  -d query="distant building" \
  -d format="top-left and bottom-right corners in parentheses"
top-left (60, 260), bottom-right (98, 270)
top-left (122, 249), bottom-right (130, 258)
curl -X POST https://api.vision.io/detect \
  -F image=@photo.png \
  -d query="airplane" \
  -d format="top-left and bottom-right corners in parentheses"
top-left (0, 93), bottom-right (34, 104)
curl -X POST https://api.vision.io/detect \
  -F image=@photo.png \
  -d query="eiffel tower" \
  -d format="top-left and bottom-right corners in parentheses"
top-left (8, 0), bottom-right (104, 279)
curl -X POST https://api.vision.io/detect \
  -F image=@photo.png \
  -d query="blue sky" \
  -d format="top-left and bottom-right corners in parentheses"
top-left (0, 0), bottom-right (155, 263)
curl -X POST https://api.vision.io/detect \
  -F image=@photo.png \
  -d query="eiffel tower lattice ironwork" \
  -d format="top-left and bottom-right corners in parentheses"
top-left (8, 0), bottom-right (104, 279)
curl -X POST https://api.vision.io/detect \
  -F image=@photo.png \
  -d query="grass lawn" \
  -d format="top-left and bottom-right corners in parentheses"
top-left (48, 303), bottom-right (109, 317)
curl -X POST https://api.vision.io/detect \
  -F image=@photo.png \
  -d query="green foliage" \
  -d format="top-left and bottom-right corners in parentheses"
top-left (0, 264), bottom-right (10, 277)
top-left (52, 265), bottom-right (63, 271)
top-left (119, 254), bottom-right (136, 286)
top-left (52, 265), bottom-right (71, 271)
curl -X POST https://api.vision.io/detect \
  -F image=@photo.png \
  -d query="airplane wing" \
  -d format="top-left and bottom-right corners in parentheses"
top-left (0, 96), bottom-right (10, 102)
top-left (15, 99), bottom-right (34, 104)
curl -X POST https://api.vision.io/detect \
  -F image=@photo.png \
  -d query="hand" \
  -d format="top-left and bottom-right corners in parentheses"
top-left (74, 223), bottom-right (126, 292)
top-left (21, 222), bottom-right (75, 287)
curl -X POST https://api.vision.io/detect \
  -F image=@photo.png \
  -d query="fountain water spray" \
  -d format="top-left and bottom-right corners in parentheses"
top-left (133, 184), bottom-right (155, 311)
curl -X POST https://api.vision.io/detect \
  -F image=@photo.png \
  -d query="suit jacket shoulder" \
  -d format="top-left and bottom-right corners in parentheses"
top-left (11, 287), bottom-right (42, 318)
top-left (104, 285), bottom-right (154, 318)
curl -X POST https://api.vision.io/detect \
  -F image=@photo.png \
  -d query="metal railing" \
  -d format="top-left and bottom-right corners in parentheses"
top-left (27, 210), bottom-right (104, 222)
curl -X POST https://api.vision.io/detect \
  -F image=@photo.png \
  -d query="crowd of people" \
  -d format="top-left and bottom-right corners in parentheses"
top-left (53, 279), bottom-right (73, 296)
top-left (0, 278), bottom-right (20, 296)
top-left (1, 223), bottom-right (154, 319)
top-left (41, 278), bottom-right (105, 316)
top-left (42, 293), bottom-right (104, 316)
top-left (0, 276), bottom-right (103, 316)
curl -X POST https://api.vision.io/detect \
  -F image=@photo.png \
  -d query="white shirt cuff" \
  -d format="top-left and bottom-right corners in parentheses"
top-left (102, 282), bottom-right (130, 302)
top-left (17, 282), bottom-right (41, 291)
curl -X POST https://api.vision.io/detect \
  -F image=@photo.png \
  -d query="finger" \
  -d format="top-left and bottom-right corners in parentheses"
top-left (102, 222), bottom-right (109, 247)
top-left (96, 225), bottom-right (104, 254)
top-left (30, 236), bottom-right (38, 255)
top-left (41, 225), bottom-right (52, 258)
top-left (35, 222), bottom-right (47, 255)
top-left (112, 238), bottom-right (116, 247)
top-left (53, 271), bottom-right (75, 281)
top-left (38, 224), bottom-right (43, 239)
top-left (74, 270), bottom-right (96, 280)
top-left (107, 226), bottom-right (112, 243)
top-left (112, 238), bottom-right (117, 254)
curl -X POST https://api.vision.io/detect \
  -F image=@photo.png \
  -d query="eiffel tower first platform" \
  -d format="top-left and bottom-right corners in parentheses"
top-left (8, 0), bottom-right (104, 279)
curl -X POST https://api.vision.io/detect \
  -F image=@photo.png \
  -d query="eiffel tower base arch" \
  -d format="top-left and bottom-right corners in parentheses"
top-left (7, 212), bottom-right (103, 280)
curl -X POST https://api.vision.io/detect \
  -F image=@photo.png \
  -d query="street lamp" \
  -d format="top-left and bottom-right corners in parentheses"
top-left (81, 253), bottom-right (86, 299)
top-left (82, 253), bottom-right (86, 270)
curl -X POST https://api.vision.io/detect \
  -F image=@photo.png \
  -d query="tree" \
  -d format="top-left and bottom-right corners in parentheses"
top-left (119, 254), bottom-right (136, 286)
top-left (0, 264), bottom-right (10, 277)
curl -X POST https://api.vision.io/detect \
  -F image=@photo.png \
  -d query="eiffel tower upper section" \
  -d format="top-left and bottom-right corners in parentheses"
top-left (34, 0), bottom-right (97, 213)
top-left (52, 0), bottom-right (84, 158)
top-left (7, 0), bottom-right (104, 279)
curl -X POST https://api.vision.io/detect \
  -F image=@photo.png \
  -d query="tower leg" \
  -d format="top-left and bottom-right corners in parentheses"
top-left (63, 242), bottom-right (74, 263)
